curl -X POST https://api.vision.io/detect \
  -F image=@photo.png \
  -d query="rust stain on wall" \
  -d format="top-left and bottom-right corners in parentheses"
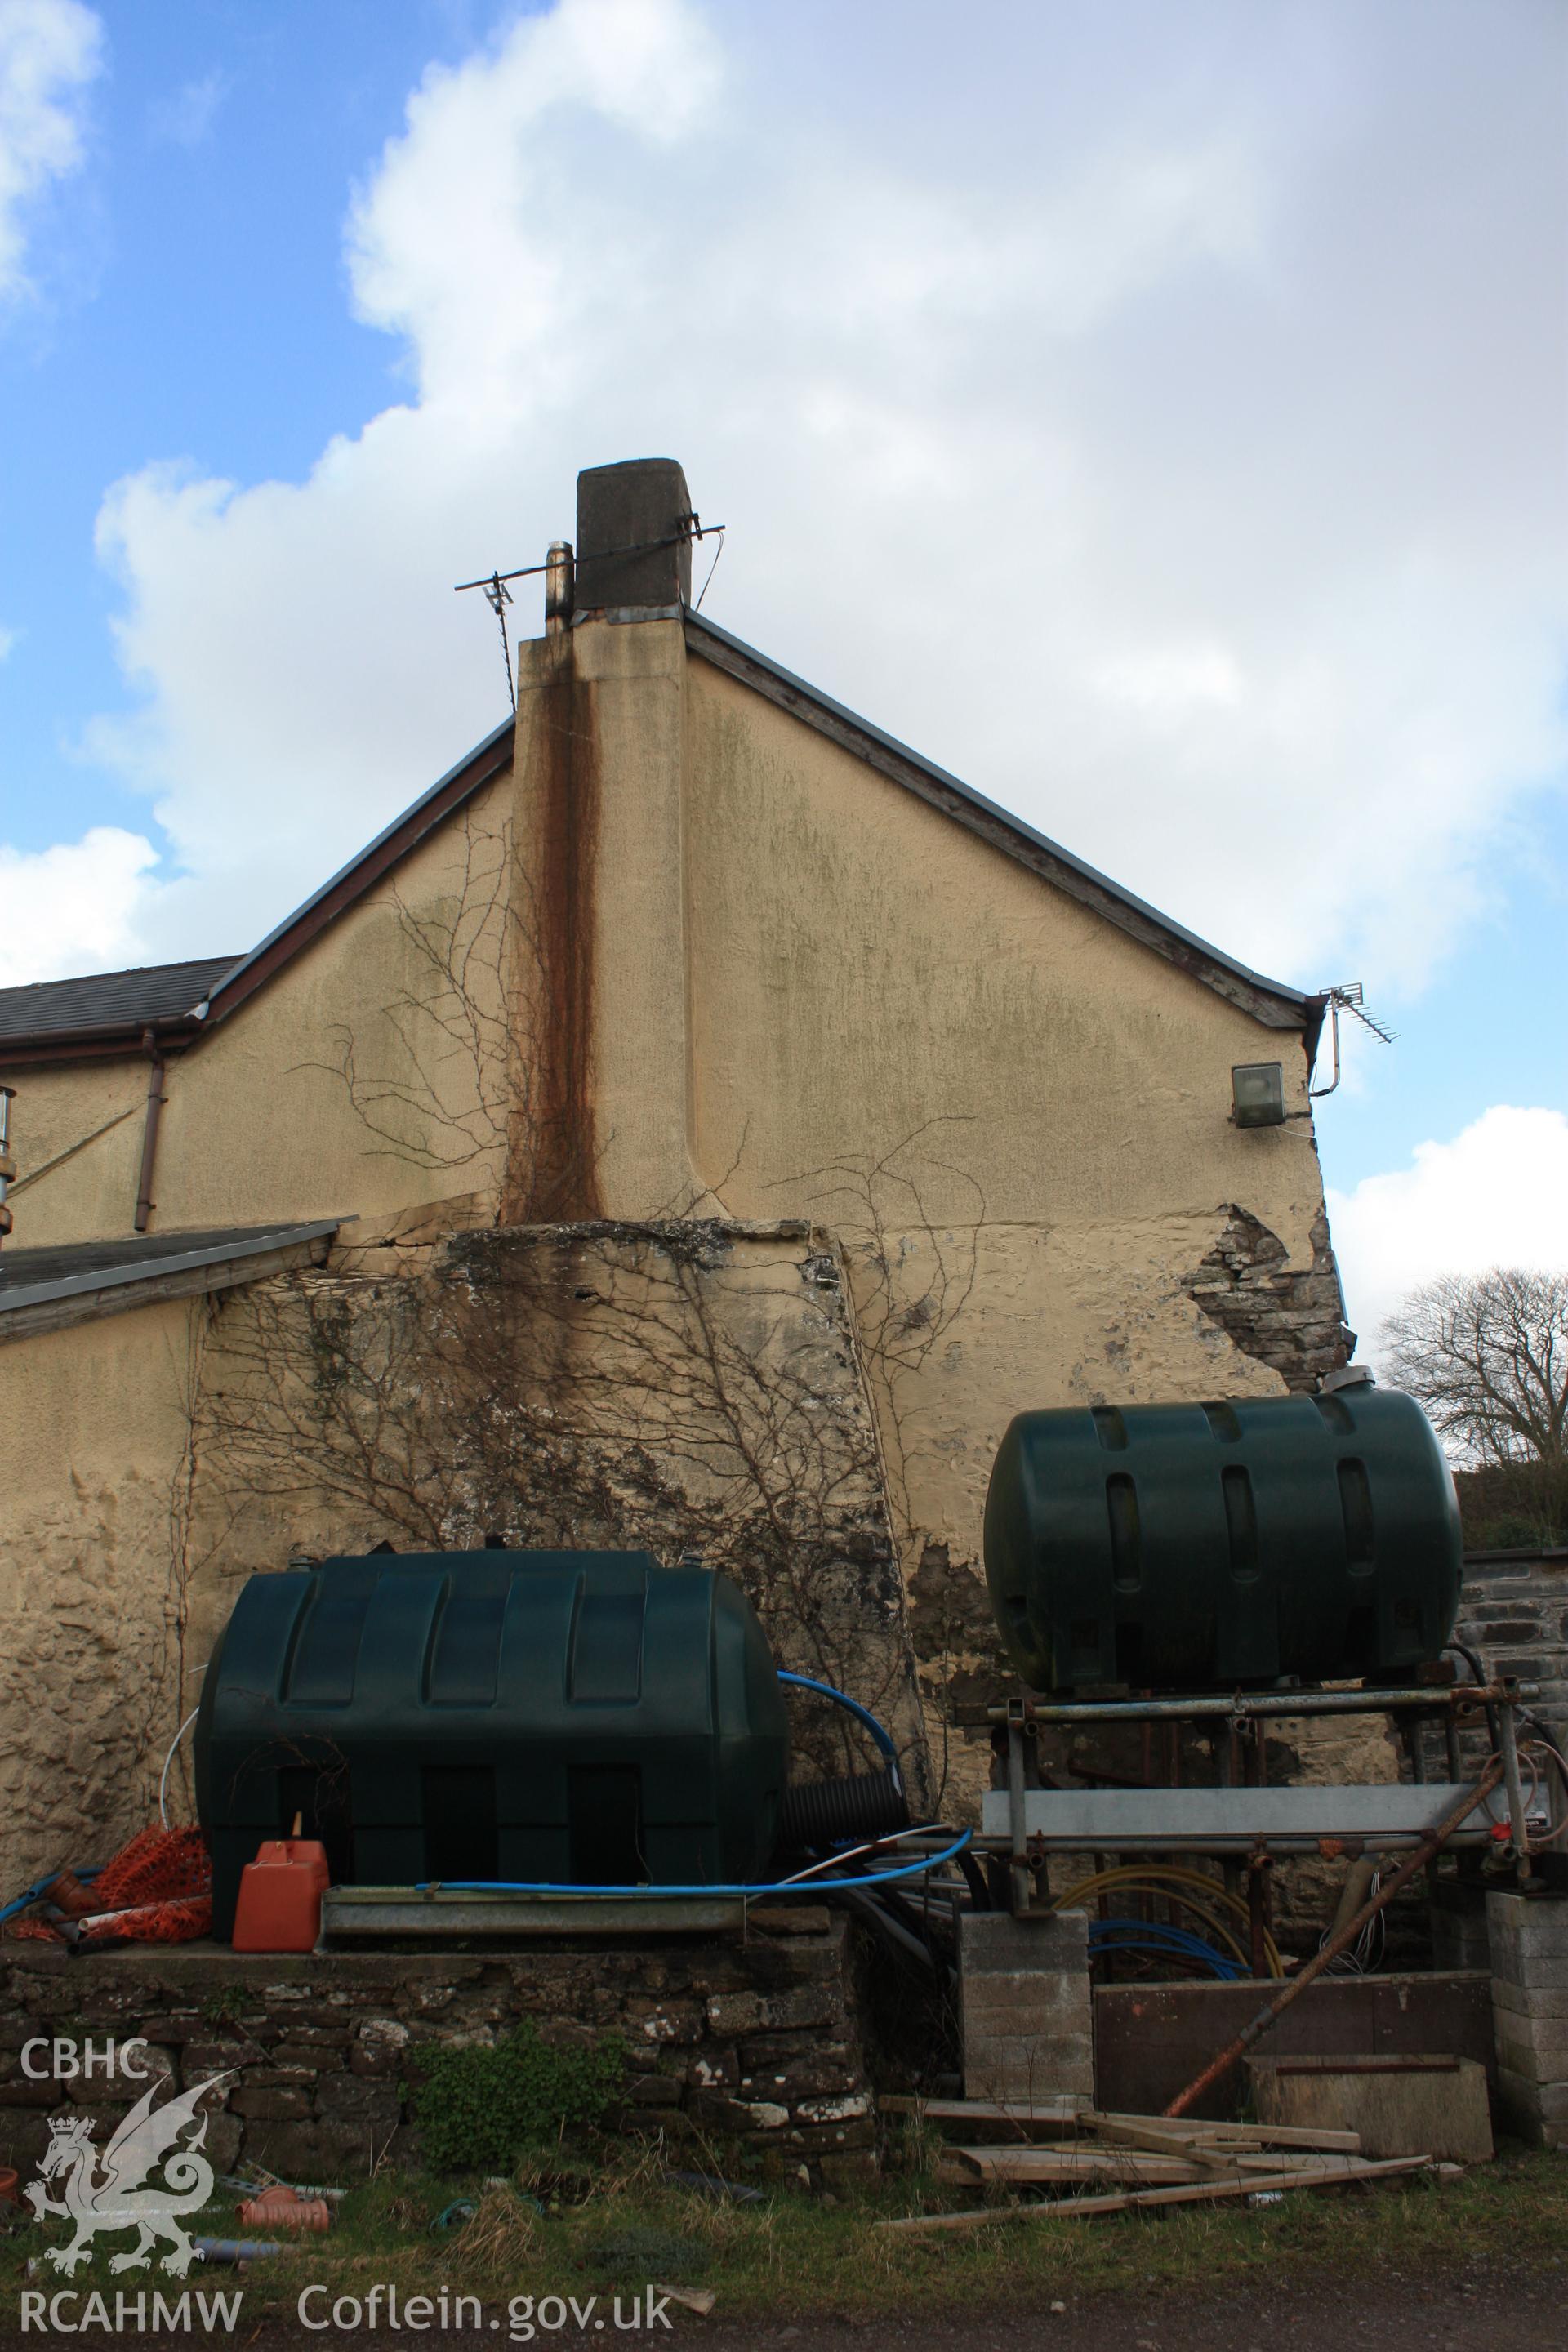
top-left (510, 636), bottom-right (604, 1221)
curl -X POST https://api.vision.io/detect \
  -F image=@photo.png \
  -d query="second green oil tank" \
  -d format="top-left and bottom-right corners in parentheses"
top-left (983, 1384), bottom-right (1462, 1693)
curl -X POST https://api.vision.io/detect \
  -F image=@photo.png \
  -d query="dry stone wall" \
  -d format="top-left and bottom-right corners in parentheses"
top-left (0, 1909), bottom-right (879, 2192)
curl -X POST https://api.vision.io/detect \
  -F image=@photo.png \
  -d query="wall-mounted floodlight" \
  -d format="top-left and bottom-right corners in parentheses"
top-left (1232, 1062), bottom-right (1285, 1129)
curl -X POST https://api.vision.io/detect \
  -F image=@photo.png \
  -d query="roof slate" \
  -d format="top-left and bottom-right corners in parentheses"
top-left (0, 956), bottom-right (239, 1045)
top-left (0, 1220), bottom-right (341, 1312)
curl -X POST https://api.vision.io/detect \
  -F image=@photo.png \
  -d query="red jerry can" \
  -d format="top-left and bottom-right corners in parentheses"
top-left (230, 1820), bottom-right (330, 1953)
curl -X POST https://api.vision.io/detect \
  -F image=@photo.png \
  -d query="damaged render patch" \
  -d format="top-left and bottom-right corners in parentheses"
top-left (1184, 1205), bottom-right (1353, 1394)
top-left (906, 1537), bottom-right (1008, 1688)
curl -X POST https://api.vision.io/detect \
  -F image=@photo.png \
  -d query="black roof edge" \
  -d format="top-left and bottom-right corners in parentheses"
top-left (684, 607), bottom-right (1321, 1047)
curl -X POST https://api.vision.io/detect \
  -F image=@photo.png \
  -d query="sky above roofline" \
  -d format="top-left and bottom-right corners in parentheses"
top-left (0, 0), bottom-right (1563, 1360)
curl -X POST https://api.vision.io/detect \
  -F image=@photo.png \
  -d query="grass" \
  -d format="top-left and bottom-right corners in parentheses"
top-left (5, 2141), bottom-right (1566, 2324)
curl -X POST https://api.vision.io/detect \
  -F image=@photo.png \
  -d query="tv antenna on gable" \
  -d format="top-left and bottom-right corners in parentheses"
top-left (1310, 982), bottom-right (1396, 1098)
top-left (453, 569), bottom-right (516, 711)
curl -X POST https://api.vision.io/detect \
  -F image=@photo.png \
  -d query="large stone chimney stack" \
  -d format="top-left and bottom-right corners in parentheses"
top-left (505, 461), bottom-right (701, 1224)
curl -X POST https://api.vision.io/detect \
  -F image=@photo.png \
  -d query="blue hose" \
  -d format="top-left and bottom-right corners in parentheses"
top-left (1088, 1916), bottom-right (1242, 1980)
top-left (0, 1863), bottom-right (101, 1928)
top-left (416, 1826), bottom-right (972, 1900)
top-left (777, 1669), bottom-right (901, 1788)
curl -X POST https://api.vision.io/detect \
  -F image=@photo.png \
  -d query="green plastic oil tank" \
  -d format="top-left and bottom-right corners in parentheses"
top-left (195, 1551), bottom-right (789, 1939)
top-left (983, 1387), bottom-right (1462, 1694)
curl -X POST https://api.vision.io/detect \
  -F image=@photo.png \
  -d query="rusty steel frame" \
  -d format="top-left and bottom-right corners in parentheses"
top-left (1162, 1762), bottom-right (1507, 2117)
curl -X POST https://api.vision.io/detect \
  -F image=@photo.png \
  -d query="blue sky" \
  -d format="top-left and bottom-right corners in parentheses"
top-left (1, 0), bottom-right (1564, 1348)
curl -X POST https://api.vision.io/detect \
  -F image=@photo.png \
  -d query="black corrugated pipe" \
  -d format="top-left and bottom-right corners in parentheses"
top-left (777, 1768), bottom-right (908, 1849)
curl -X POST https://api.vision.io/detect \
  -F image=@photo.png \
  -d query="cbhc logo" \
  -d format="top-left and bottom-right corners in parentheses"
top-left (20, 2038), bottom-right (152, 2080)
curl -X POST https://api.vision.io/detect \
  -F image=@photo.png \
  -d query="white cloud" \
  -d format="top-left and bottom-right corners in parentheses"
top-left (0, 826), bottom-right (158, 986)
top-left (0, 0), bottom-right (102, 304)
top-left (148, 69), bottom-right (229, 151)
top-left (1328, 1106), bottom-right (1568, 1366)
top-left (51, 0), bottom-right (1568, 990)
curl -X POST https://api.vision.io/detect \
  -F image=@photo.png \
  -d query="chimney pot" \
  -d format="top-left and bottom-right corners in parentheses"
top-left (574, 458), bottom-right (693, 615)
top-left (545, 541), bottom-right (574, 634)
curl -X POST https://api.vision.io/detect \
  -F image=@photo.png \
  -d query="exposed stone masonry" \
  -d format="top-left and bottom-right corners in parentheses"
top-left (1184, 1205), bottom-right (1352, 1393)
top-left (1455, 1552), bottom-right (1568, 1738)
top-left (0, 1910), bottom-right (879, 2194)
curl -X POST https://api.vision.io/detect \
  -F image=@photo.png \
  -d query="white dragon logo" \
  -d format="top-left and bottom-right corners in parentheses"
top-left (25, 2071), bottom-right (233, 2276)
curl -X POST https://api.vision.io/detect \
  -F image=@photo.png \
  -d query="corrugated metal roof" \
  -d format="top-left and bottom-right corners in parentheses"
top-left (0, 1220), bottom-right (341, 1312)
top-left (0, 956), bottom-right (239, 1045)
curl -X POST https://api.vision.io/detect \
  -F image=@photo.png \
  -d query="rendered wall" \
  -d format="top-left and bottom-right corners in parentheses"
top-left (0, 774), bottom-right (516, 1250)
top-left (0, 1297), bottom-right (203, 1890)
top-left (1, 609), bottom-right (1359, 1864)
top-left (497, 617), bottom-right (1353, 1811)
top-left (676, 650), bottom-right (1348, 1793)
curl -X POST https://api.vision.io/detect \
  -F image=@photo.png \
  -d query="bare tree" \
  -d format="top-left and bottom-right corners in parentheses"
top-left (1381, 1269), bottom-right (1568, 1533)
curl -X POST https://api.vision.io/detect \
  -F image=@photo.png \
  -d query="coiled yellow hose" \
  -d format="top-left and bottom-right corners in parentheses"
top-left (1049, 1861), bottom-right (1284, 1978)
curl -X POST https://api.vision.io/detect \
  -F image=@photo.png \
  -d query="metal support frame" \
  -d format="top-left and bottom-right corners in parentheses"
top-left (1496, 1701), bottom-right (1535, 1886)
top-left (1005, 1710), bottom-right (1031, 1915)
top-left (956, 1679), bottom-right (1536, 1728)
top-left (979, 1677), bottom-right (1550, 1931)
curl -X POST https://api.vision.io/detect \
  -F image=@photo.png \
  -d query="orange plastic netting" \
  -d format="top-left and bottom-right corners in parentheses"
top-left (7, 1827), bottom-right (211, 1944)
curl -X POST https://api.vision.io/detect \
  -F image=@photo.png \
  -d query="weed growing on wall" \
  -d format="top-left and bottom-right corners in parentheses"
top-left (409, 2024), bottom-right (626, 2172)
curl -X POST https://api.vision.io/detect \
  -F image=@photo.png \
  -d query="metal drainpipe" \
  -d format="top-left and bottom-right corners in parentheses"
top-left (0, 1085), bottom-right (15, 1246)
top-left (134, 1030), bottom-right (167, 1233)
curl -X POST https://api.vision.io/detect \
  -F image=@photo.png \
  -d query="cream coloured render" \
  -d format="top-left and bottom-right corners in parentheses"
top-left (0, 601), bottom-right (1351, 1868)
top-left (1, 768), bottom-right (517, 1249)
top-left (0, 1297), bottom-right (205, 1874)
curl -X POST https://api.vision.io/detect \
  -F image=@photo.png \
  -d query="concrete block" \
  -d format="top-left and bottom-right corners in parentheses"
top-left (1490, 1976), bottom-right (1568, 2020)
top-left (958, 1910), bottom-right (1094, 2105)
top-left (1493, 2017), bottom-right (1568, 2083)
top-left (1492, 2065), bottom-right (1568, 2145)
top-left (958, 1912), bottom-right (1088, 1974)
top-left (1487, 1892), bottom-right (1568, 1946)
top-left (960, 1976), bottom-right (1092, 2034)
top-left (1486, 1936), bottom-right (1568, 1990)
top-left (964, 2033), bottom-right (1096, 2105)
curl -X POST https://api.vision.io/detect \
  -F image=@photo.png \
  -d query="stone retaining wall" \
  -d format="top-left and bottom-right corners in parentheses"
top-left (0, 1909), bottom-right (878, 2194)
top-left (1456, 1552), bottom-right (1568, 1737)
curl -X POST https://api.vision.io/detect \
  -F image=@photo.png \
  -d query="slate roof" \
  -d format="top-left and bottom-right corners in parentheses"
top-left (0, 1220), bottom-right (341, 1325)
top-left (0, 956), bottom-right (239, 1046)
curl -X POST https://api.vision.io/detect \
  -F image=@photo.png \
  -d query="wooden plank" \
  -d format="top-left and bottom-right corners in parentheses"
top-left (875, 2154), bottom-right (1431, 2234)
top-left (952, 2149), bottom-right (1205, 2186)
top-left (1091, 2109), bottom-right (1361, 2149)
top-left (880, 2096), bottom-right (1088, 2122)
top-left (879, 2096), bottom-right (1088, 2136)
top-left (1085, 2117), bottom-right (1241, 2168)
top-left (1185, 2122), bottom-right (1364, 2154)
